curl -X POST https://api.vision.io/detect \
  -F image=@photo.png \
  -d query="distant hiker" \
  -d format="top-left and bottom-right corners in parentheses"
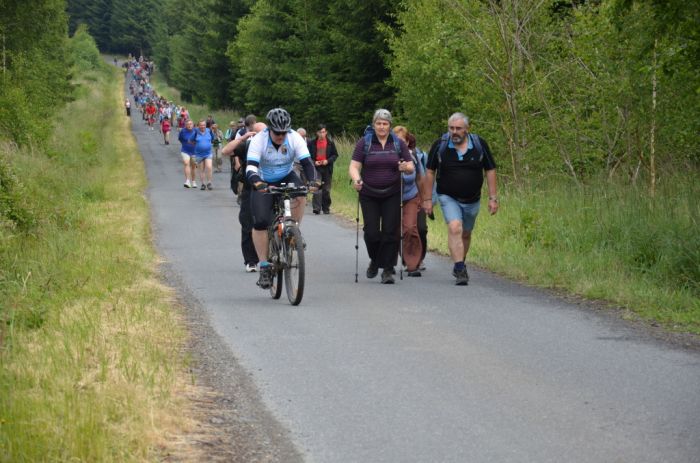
top-left (423, 112), bottom-right (498, 286)
top-left (308, 124), bottom-right (339, 215)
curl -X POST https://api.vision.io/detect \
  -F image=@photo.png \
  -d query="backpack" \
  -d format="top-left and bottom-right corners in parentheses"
top-left (362, 125), bottom-right (402, 158)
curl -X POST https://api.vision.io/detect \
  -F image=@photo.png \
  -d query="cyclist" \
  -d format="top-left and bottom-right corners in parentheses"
top-left (246, 108), bottom-right (319, 289)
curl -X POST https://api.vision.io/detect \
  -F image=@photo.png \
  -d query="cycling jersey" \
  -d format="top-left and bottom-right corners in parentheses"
top-left (246, 129), bottom-right (311, 183)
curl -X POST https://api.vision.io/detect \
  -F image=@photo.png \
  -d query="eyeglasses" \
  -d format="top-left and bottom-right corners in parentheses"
top-left (271, 130), bottom-right (287, 136)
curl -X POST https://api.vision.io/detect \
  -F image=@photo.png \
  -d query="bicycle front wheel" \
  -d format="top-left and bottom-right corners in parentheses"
top-left (283, 226), bottom-right (305, 306)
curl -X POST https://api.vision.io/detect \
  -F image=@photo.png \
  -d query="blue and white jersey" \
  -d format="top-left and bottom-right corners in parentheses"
top-left (246, 129), bottom-right (311, 182)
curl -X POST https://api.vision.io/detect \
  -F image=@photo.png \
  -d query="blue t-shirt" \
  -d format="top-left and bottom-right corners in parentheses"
top-left (178, 128), bottom-right (196, 155)
top-left (402, 149), bottom-right (426, 201)
top-left (190, 128), bottom-right (213, 156)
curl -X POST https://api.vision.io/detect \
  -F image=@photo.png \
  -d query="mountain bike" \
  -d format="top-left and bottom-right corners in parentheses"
top-left (266, 184), bottom-right (308, 306)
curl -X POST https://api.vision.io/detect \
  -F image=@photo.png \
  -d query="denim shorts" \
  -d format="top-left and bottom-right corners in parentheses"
top-left (194, 153), bottom-right (212, 164)
top-left (438, 194), bottom-right (481, 231)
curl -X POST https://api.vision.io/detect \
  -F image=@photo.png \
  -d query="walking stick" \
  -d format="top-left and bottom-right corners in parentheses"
top-left (399, 171), bottom-right (404, 281)
top-left (355, 192), bottom-right (360, 283)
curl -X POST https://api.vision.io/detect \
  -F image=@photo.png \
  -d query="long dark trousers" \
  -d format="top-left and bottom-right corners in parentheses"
top-left (360, 191), bottom-right (401, 270)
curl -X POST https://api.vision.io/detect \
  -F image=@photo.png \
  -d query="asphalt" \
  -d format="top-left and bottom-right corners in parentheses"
top-left (130, 104), bottom-right (700, 462)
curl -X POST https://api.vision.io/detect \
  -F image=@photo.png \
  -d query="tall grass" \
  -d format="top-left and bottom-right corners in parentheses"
top-left (0, 64), bottom-right (188, 459)
top-left (330, 136), bottom-right (700, 333)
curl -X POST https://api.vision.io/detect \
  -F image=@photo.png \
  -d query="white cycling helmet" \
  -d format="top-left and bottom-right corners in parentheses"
top-left (266, 108), bottom-right (292, 132)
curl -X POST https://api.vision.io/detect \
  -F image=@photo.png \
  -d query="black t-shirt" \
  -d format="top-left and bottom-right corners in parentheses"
top-left (426, 135), bottom-right (496, 204)
top-left (233, 139), bottom-right (252, 186)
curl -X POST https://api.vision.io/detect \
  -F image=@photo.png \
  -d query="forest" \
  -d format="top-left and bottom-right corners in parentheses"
top-left (57, 0), bottom-right (700, 185)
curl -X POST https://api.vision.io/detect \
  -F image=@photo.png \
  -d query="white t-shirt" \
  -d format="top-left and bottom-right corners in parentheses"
top-left (246, 129), bottom-right (311, 182)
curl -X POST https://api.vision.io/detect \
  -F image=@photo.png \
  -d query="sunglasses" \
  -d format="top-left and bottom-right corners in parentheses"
top-left (271, 130), bottom-right (287, 136)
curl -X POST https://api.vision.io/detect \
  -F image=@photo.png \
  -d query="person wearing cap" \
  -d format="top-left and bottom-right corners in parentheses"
top-left (348, 109), bottom-right (414, 284)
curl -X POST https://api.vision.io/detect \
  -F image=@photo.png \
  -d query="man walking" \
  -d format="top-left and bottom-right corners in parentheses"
top-left (308, 124), bottom-right (338, 215)
top-left (423, 112), bottom-right (499, 285)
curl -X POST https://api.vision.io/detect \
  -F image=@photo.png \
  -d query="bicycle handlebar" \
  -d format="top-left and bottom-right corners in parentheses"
top-left (264, 183), bottom-right (309, 195)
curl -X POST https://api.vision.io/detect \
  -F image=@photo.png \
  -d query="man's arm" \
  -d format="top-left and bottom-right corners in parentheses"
top-left (485, 169), bottom-right (498, 215)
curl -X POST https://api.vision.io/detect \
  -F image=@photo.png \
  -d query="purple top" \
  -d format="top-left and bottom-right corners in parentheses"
top-left (352, 134), bottom-right (411, 198)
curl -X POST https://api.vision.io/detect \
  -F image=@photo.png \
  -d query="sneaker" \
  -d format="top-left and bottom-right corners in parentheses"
top-left (453, 267), bottom-right (469, 286)
top-left (256, 265), bottom-right (272, 289)
top-left (245, 263), bottom-right (257, 273)
top-left (407, 270), bottom-right (422, 277)
top-left (381, 268), bottom-right (395, 284)
top-left (366, 261), bottom-right (379, 279)
top-left (206, 182), bottom-right (213, 190)
top-left (200, 183), bottom-right (206, 190)
top-left (191, 181), bottom-right (197, 188)
top-left (184, 180), bottom-right (191, 188)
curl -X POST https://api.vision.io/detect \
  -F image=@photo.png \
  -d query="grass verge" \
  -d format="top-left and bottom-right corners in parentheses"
top-left (0, 63), bottom-right (191, 460)
top-left (330, 136), bottom-right (700, 334)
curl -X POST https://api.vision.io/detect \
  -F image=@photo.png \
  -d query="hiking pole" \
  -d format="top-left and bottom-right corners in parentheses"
top-left (399, 170), bottom-right (404, 281)
top-left (355, 192), bottom-right (360, 283)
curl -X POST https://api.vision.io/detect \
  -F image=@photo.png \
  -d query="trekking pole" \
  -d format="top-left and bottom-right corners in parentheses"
top-left (355, 192), bottom-right (360, 283)
top-left (399, 171), bottom-right (404, 281)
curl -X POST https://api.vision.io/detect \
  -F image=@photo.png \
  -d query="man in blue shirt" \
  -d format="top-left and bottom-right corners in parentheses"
top-left (178, 119), bottom-right (197, 188)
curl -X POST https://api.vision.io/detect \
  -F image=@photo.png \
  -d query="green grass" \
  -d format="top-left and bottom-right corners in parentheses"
top-left (0, 64), bottom-right (188, 460)
top-left (330, 136), bottom-right (700, 334)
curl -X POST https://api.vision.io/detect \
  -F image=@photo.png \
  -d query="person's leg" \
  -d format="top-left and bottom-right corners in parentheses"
top-left (438, 195), bottom-right (466, 264)
top-left (359, 195), bottom-right (382, 266)
top-left (377, 191), bottom-right (401, 270)
top-left (239, 188), bottom-right (258, 266)
top-left (459, 201), bottom-right (480, 260)
top-left (181, 153), bottom-right (192, 185)
top-left (250, 190), bottom-right (274, 262)
top-left (401, 196), bottom-right (422, 272)
top-left (321, 168), bottom-right (332, 213)
top-left (311, 167), bottom-right (322, 213)
top-left (204, 158), bottom-right (213, 184)
top-left (417, 209), bottom-right (428, 265)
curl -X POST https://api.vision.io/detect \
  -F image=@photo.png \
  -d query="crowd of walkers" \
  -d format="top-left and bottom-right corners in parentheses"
top-left (122, 56), bottom-right (499, 288)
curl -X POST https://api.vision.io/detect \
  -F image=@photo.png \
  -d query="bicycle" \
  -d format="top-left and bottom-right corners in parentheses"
top-left (265, 183), bottom-right (309, 306)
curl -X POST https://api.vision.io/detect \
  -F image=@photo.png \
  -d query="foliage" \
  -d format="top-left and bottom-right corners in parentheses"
top-left (0, 0), bottom-right (72, 146)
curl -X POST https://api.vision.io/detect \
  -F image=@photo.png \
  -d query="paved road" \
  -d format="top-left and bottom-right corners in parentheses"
top-left (131, 110), bottom-right (700, 462)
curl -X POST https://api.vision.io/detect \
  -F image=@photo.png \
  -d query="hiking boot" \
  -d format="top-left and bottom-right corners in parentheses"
top-left (453, 267), bottom-right (469, 286)
top-left (381, 268), bottom-right (395, 284)
top-left (257, 265), bottom-right (272, 289)
top-left (407, 269), bottom-right (422, 277)
top-left (366, 261), bottom-right (379, 279)
top-left (313, 210), bottom-right (320, 215)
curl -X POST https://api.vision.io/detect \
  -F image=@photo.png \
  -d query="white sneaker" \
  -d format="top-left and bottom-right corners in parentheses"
top-left (245, 264), bottom-right (257, 273)
top-left (191, 181), bottom-right (197, 188)
top-left (184, 180), bottom-right (191, 188)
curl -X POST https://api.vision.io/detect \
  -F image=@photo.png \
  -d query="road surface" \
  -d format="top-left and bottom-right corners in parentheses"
top-left (130, 106), bottom-right (700, 463)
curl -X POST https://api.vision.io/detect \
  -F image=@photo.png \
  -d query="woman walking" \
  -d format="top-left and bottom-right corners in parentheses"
top-left (348, 109), bottom-right (414, 284)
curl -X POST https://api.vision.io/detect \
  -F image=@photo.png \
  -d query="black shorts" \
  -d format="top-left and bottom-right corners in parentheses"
top-left (250, 171), bottom-right (304, 230)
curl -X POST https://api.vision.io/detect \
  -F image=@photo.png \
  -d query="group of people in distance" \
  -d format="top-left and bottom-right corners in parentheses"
top-left (218, 106), bottom-right (498, 290)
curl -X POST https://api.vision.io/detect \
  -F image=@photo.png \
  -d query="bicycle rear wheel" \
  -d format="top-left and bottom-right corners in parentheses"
top-left (283, 226), bottom-right (305, 306)
top-left (270, 266), bottom-right (283, 299)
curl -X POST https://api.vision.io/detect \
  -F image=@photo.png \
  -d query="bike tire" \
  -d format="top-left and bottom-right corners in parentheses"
top-left (268, 229), bottom-right (283, 299)
top-left (284, 226), bottom-right (305, 306)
